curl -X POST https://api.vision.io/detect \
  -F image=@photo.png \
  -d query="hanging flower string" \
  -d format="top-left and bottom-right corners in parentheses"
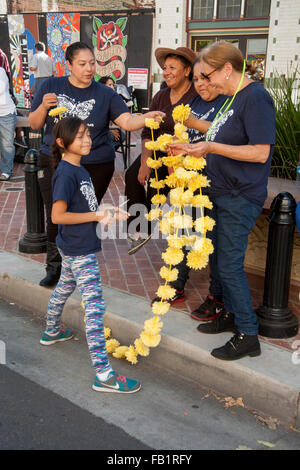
top-left (81, 105), bottom-right (215, 365)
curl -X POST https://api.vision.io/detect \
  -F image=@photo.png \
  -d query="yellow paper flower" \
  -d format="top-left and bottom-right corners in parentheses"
top-left (160, 265), bottom-right (179, 282)
top-left (172, 214), bottom-right (193, 229)
top-left (162, 246), bottom-right (184, 265)
top-left (150, 178), bottom-right (165, 190)
top-left (187, 250), bottom-right (209, 270)
top-left (165, 173), bottom-right (179, 188)
top-left (183, 155), bottom-right (206, 171)
top-left (174, 123), bottom-right (189, 142)
top-left (188, 174), bottom-right (210, 192)
top-left (182, 234), bottom-right (197, 247)
top-left (104, 327), bottom-right (111, 339)
top-left (169, 187), bottom-right (193, 206)
top-left (146, 208), bottom-right (162, 221)
top-left (156, 133), bottom-right (174, 151)
top-left (152, 301), bottom-right (171, 316)
top-left (140, 331), bottom-right (161, 348)
top-left (159, 217), bottom-right (174, 235)
top-left (106, 338), bottom-right (120, 353)
top-left (174, 167), bottom-right (197, 182)
top-left (113, 345), bottom-right (129, 358)
top-left (167, 235), bottom-right (185, 249)
top-left (146, 157), bottom-right (162, 169)
top-left (145, 141), bottom-right (160, 151)
top-left (202, 238), bottom-right (214, 255)
top-left (48, 106), bottom-right (68, 117)
top-left (134, 338), bottom-right (150, 357)
top-left (144, 317), bottom-right (163, 336)
top-left (145, 118), bottom-right (160, 129)
top-left (125, 345), bottom-right (138, 365)
top-left (156, 285), bottom-right (176, 300)
top-left (151, 194), bottom-right (167, 205)
top-left (194, 216), bottom-right (216, 233)
top-left (172, 104), bottom-right (191, 122)
top-left (162, 155), bottom-right (184, 167)
top-left (192, 195), bottom-right (213, 210)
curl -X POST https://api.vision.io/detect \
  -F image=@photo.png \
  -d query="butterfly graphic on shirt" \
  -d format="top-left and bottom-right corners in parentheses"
top-left (207, 109), bottom-right (234, 142)
top-left (55, 94), bottom-right (96, 121)
top-left (80, 179), bottom-right (98, 212)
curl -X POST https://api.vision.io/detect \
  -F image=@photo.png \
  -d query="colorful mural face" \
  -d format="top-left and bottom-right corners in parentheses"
top-left (8, 15), bottom-right (31, 108)
top-left (46, 12), bottom-right (80, 77)
top-left (92, 16), bottom-right (128, 82)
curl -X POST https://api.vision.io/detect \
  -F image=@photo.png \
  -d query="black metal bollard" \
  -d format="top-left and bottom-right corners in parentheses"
top-left (19, 149), bottom-right (47, 254)
top-left (256, 192), bottom-right (299, 338)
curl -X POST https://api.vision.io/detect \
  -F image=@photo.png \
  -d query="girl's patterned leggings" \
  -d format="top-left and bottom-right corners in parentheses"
top-left (45, 251), bottom-right (111, 374)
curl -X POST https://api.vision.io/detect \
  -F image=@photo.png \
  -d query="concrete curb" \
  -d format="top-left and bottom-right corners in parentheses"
top-left (0, 271), bottom-right (299, 427)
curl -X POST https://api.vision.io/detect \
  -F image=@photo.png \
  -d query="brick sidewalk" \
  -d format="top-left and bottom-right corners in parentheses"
top-left (1, 157), bottom-right (299, 353)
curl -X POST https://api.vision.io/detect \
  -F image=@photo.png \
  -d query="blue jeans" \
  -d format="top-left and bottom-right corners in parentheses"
top-left (208, 194), bottom-right (262, 335)
top-left (0, 112), bottom-right (16, 176)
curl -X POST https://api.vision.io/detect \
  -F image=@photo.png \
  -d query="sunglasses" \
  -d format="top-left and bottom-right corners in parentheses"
top-left (200, 67), bottom-right (220, 82)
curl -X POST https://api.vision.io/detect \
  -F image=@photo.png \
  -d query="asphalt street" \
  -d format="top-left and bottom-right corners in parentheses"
top-left (0, 299), bottom-right (299, 451)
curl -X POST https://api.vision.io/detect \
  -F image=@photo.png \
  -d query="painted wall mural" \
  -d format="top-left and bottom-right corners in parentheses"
top-left (92, 16), bottom-right (128, 82)
top-left (46, 12), bottom-right (80, 77)
top-left (8, 15), bottom-right (31, 108)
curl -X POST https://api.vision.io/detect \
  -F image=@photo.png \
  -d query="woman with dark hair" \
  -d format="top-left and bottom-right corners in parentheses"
top-left (29, 41), bottom-right (164, 287)
top-left (125, 46), bottom-right (198, 255)
top-left (169, 41), bottom-right (276, 361)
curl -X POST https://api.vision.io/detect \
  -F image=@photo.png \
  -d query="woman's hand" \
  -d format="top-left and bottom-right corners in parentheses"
top-left (113, 207), bottom-right (129, 221)
top-left (42, 93), bottom-right (58, 110)
top-left (138, 160), bottom-right (151, 185)
top-left (167, 141), bottom-right (212, 158)
top-left (144, 110), bottom-right (166, 123)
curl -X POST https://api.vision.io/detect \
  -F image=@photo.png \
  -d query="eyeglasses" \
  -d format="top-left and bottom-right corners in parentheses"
top-left (200, 67), bottom-right (219, 82)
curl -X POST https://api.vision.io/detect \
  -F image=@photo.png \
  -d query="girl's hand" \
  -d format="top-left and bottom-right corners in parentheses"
top-left (138, 160), bottom-right (151, 185)
top-left (95, 210), bottom-right (114, 225)
top-left (42, 93), bottom-right (58, 110)
top-left (114, 207), bottom-right (129, 221)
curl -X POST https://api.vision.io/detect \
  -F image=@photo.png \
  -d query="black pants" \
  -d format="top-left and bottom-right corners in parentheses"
top-left (124, 154), bottom-right (169, 235)
top-left (37, 153), bottom-right (115, 273)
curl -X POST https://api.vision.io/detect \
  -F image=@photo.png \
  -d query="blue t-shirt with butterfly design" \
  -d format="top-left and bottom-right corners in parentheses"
top-left (52, 160), bottom-right (101, 256)
top-left (31, 76), bottom-right (129, 164)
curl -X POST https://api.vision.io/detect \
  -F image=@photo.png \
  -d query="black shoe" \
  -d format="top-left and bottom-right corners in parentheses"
top-left (190, 295), bottom-right (225, 321)
top-left (211, 332), bottom-right (261, 361)
top-left (197, 311), bottom-right (236, 334)
top-left (39, 272), bottom-right (60, 288)
top-left (151, 289), bottom-right (186, 306)
top-left (128, 234), bottom-right (152, 255)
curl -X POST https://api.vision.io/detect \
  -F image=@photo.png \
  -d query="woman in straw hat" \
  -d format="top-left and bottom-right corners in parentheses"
top-left (169, 41), bottom-right (276, 361)
top-left (125, 46), bottom-right (197, 256)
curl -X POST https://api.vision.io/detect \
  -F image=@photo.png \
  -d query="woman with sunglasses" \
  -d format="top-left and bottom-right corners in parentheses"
top-left (169, 41), bottom-right (276, 361)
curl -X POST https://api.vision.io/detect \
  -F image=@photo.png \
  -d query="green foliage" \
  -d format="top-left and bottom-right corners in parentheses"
top-left (266, 66), bottom-right (300, 180)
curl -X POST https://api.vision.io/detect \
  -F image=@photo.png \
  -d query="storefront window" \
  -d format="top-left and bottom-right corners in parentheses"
top-left (192, 0), bottom-right (214, 20)
top-left (245, 0), bottom-right (271, 18)
top-left (194, 39), bottom-right (213, 52)
top-left (218, 0), bottom-right (242, 19)
top-left (246, 38), bottom-right (267, 81)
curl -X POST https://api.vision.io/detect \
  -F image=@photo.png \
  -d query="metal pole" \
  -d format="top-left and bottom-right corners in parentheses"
top-left (19, 149), bottom-right (47, 254)
top-left (256, 192), bottom-right (299, 338)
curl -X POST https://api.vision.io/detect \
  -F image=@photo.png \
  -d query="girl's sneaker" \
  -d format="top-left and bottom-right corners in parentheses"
top-left (92, 371), bottom-right (141, 394)
top-left (40, 329), bottom-right (73, 345)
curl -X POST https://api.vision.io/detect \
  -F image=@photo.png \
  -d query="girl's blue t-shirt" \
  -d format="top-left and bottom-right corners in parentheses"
top-left (205, 82), bottom-right (276, 207)
top-left (31, 77), bottom-right (129, 164)
top-left (188, 94), bottom-right (228, 144)
top-left (52, 160), bottom-right (101, 256)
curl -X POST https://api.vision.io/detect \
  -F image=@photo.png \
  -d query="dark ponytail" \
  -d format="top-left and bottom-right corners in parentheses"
top-left (52, 117), bottom-right (87, 169)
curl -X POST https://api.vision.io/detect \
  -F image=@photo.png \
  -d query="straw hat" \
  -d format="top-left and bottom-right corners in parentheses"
top-left (155, 47), bottom-right (197, 69)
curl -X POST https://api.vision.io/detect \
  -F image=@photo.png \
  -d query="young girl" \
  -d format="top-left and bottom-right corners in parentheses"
top-left (40, 116), bottom-right (141, 394)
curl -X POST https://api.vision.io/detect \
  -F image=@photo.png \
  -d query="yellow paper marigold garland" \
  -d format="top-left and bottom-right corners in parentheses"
top-left (81, 103), bottom-right (214, 365)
